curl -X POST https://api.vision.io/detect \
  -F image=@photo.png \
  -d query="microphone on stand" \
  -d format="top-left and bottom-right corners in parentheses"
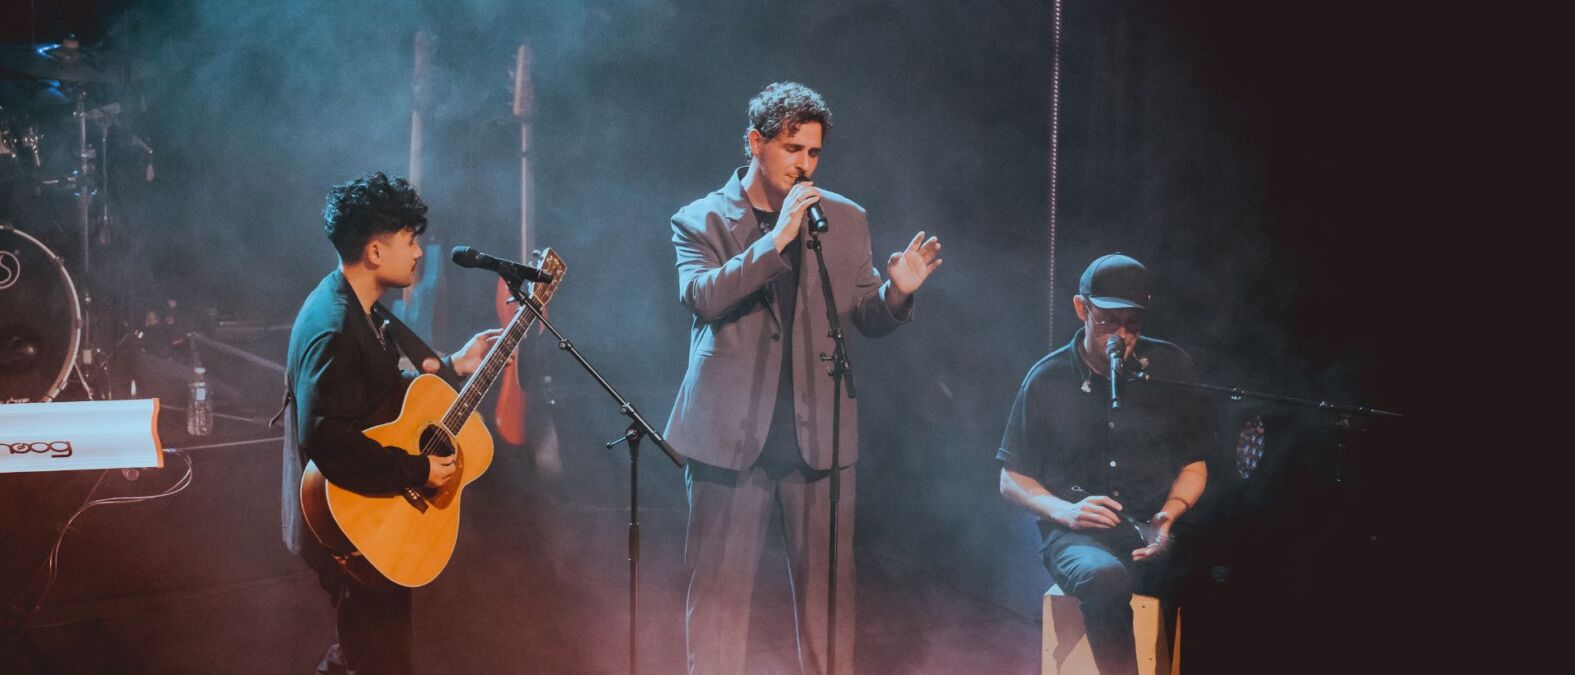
top-left (794, 174), bottom-right (828, 233)
top-left (451, 246), bottom-right (554, 284)
top-left (1107, 335), bottom-right (1125, 411)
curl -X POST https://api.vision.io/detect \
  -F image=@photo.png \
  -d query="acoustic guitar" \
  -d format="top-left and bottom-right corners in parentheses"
top-left (299, 249), bottom-right (566, 587)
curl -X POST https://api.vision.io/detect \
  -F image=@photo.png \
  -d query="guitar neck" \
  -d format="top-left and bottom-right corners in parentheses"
top-left (435, 247), bottom-right (564, 437)
top-left (441, 303), bottom-right (537, 435)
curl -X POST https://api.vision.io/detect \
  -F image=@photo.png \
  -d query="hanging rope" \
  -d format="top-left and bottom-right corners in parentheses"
top-left (1047, 0), bottom-right (1064, 348)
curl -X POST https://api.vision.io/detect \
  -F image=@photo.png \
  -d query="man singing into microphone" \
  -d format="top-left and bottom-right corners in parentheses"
top-left (997, 253), bottom-right (1210, 675)
top-left (665, 82), bottom-right (941, 675)
top-left (280, 171), bottom-right (502, 675)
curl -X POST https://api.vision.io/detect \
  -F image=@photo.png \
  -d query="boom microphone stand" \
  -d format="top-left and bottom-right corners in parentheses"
top-left (1125, 364), bottom-right (1401, 546)
top-left (503, 280), bottom-right (683, 675)
top-left (1126, 368), bottom-right (1402, 421)
top-left (1123, 363), bottom-right (1400, 497)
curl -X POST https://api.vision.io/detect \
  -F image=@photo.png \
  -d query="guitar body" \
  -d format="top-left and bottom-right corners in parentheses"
top-left (300, 373), bottom-right (494, 587)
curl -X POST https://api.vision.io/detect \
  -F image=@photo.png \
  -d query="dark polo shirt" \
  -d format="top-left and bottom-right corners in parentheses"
top-left (998, 328), bottom-right (1211, 536)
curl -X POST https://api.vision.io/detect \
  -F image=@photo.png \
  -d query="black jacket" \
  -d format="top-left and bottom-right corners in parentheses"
top-left (279, 269), bottom-right (447, 556)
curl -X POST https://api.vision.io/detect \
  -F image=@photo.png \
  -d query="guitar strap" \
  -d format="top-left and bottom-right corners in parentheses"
top-left (372, 303), bottom-right (463, 384)
top-left (270, 303), bottom-right (463, 428)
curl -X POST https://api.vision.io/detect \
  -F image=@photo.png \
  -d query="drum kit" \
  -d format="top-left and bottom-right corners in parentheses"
top-left (1, 36), bottom-right (155, 404)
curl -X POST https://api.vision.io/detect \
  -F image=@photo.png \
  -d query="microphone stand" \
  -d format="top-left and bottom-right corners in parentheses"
top-left (805, 225), bottom-right (854, 675)
top-left (1125, 366), bottom-right (1401, 595)
top-left (1125, 369), bottom-right (1402, 421)
top-left (1125, 364), bottom-right (1401, 533)
top-left (504, 279), bottom-right (684, 675)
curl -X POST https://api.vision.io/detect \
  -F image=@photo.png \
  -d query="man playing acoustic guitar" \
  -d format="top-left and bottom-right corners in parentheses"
top-left (280, 172), bottom-right (502, 675)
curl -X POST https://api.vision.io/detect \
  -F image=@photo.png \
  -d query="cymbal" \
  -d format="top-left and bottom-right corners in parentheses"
top-left (0, 38), bottom-right (122, 83)
top-left (0, 79), bottom-right (71, 107)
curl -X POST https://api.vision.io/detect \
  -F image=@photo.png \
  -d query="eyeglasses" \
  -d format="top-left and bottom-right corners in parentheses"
top-left (1087, 306), bottom-right (1146, 333)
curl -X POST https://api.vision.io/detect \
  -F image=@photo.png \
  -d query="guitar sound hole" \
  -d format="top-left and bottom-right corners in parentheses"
top-left (419, 425), bottom-right (456, 458)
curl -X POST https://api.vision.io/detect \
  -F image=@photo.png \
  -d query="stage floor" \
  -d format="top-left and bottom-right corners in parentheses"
top-left (4, 442), bottom-right (1041, 674)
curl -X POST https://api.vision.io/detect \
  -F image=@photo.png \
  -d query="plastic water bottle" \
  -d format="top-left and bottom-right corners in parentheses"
top-left (187, 366), bottom-right (212, 436)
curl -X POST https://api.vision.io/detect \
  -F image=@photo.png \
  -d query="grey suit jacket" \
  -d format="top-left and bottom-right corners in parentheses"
top-left (664, 168), bottom-right (910, 471)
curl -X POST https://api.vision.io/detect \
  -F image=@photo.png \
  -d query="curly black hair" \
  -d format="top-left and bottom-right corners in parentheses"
top-left (743, 82), bottom-right (832, 160)
top-left (323, 172), bottom-right (428, 263)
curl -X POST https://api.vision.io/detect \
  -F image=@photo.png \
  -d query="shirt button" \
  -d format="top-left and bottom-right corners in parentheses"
top-left (1109, 460), bottom-right (1118, 468)
top-left (1113, 490), bottom-right (1121, 497)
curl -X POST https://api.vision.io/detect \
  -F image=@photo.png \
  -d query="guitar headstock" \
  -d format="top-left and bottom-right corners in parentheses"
top-left (526, 248), bottom-right (566, 308)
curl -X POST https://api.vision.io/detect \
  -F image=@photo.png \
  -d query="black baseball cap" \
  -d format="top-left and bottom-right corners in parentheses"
top-left (1078, 253), bottom-right (1150, 310)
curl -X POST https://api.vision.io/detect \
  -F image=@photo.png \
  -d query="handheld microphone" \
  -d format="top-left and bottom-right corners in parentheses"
top-left (451, 246), bottom-right (554, 284)
top-left (794, 174), bottom-right (828, 234)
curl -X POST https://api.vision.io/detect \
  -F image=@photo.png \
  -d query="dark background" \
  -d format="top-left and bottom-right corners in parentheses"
top-left (3, 1), bottom-right (1427, 672)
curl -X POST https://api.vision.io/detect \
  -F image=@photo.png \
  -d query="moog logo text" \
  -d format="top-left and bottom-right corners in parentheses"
top-left (4, 441), bottom-right (74, 458)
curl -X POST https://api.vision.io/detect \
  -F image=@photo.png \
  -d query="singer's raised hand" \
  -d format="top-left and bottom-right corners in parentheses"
top-left (887, 231), bottom-right (943, 302)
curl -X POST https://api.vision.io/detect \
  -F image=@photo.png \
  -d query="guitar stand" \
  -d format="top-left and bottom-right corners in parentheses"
top-left (506, 282), bottom-right (683, 675)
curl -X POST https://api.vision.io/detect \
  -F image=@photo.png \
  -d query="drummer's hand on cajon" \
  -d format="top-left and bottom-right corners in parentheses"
top-left (425, 455), bottom-right (457, 489)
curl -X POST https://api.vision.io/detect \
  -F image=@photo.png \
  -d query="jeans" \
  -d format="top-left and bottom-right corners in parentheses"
top-left (1042, 525), bottom-right (1170, 675)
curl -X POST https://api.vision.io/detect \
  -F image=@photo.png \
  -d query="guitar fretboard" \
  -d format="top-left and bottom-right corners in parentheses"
top-left (440, 304), bottom-right (537, 435)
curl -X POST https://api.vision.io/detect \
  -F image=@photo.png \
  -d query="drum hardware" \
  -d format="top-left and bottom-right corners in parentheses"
top-left (58, 87), bottom-right (104, 384)
top-left (2, 102), bottom-right (46, 185)
top-left (50, 82), bottom-right (127, 390)
top-left (2, 36), bottom-right (152, 401)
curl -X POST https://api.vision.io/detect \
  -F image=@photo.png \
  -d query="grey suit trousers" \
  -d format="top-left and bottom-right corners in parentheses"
top-left (685, 459), bottom-right (856, 675)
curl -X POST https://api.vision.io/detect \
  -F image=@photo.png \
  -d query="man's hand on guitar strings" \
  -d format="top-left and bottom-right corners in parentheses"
top-left (425, 455), bottom-right (458, 489)
top-left (442, 327), bottom-right (512, 377)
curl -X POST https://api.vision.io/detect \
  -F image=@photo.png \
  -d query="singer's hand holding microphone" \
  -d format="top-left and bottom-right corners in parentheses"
top-left (771, 176), bottom-right (823, 252)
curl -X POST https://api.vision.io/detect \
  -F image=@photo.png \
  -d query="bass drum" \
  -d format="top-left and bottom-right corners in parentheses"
top-left (0, 225), bottom-right (81, 403)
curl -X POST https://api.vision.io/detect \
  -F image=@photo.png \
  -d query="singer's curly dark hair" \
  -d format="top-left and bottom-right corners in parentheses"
top-left (743, 82), bottom-right (833, 160)
top-left (323, 172), bottom-right (428, 263)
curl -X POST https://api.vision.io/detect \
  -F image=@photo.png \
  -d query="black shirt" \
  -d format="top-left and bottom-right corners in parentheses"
top-left (754, 207), bottom-right (806, 473)
top-left (997, 328), bottom-right (1211, 526)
